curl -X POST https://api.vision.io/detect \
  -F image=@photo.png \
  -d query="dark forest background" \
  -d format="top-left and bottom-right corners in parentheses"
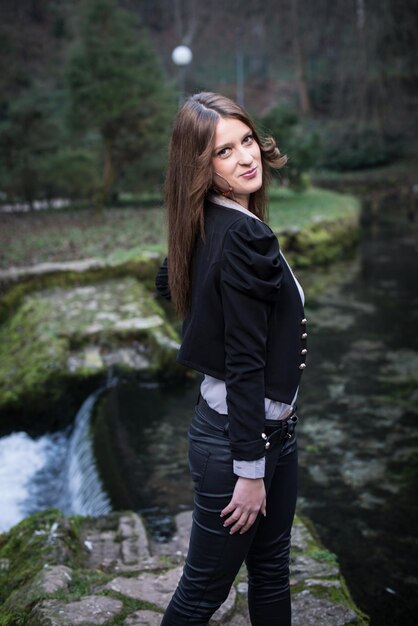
top-left (0, 0), bottom-right (417, 207)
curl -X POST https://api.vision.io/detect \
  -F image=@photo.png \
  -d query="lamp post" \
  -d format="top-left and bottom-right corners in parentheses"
top-left (171, 45), bottom-right (193, 106)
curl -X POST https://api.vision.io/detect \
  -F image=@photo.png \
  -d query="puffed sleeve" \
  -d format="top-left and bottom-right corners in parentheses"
top-left (221, 218), bottom-right (283, 461)
top-left (155, 257), bottom-right (171, 301)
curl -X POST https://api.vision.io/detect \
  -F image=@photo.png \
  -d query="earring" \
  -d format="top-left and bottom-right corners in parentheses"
top-left (213, 172), bottom-right (234, 199)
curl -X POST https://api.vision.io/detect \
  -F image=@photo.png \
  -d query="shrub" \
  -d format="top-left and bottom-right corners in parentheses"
top-left (259, 105), bottom-right (320, 190)
top-left (41, 147), bottom-right (100, 201)
top-left (317, 121), bottom-right (400, 171)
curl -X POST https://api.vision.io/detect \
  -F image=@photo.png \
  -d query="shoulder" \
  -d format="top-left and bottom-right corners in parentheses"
top-left (221, 214), bottom-right (282, 301)
top-left (205, 198), bottom-right (278, 246)
top-left (224, 213), bottom-right (279, 256)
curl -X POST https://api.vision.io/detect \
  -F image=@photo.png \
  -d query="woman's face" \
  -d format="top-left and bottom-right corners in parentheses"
top-left (211, 117), bottom-right (262, 209)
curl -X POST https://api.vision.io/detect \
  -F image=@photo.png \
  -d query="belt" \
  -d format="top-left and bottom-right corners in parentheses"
top-left (261, 414), bottom-right (298, 449)
top-left (196, 395), bottom-right (298, 451)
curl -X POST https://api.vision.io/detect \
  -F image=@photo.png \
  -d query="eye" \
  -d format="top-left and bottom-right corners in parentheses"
top-left (243, 133), bottom-right (254, 145)
top-left (216, 147), bottom-right (231, 158)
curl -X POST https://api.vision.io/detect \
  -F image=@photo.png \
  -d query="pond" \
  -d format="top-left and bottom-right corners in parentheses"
top-left (0, 197), bottom-right (417, 625)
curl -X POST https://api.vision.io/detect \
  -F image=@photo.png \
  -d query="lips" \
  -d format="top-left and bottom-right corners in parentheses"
top-left (240, 167), bottom-right (258, 179)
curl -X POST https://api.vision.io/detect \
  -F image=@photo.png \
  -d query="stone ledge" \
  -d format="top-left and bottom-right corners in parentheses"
top-left (0, 509), bottom-right (369, 626)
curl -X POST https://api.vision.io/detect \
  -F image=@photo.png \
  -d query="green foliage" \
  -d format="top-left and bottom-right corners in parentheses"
top-left (41, 147), bottom-right (100, 200)
top-left (66, 0), bottom-right (175, 202)
top-left (0, 0), bottom-right (174, 207)
top-left (0, 87), bottom-right (63, 205)
top-left (317, 121), bottom-right (400, 171)
top-left (260, 106), bottom-right (320, 190)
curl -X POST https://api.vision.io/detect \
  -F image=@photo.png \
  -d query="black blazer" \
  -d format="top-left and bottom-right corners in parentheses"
top-left (156, 199), bottom-right (307, 462)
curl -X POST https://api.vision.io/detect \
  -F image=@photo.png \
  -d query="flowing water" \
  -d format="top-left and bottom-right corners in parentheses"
top-left (0, 390), bottom-right (111, 533)
top-left (0, 200), bottom-right (416, 624)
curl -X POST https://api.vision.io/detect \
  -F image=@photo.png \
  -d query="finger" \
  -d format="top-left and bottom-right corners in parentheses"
top-left (239, 512), bottom-right (258, 534)
top-left (229, 513), bottom-right (249, 535)
top-left (222, 510), bottom-right (241, 527)
top-left (261, 498), bottom-right (267, 517)
top-left (220, 501), bottom-right (236, 518)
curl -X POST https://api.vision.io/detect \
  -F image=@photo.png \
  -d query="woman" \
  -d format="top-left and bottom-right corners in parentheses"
top-left (156, 92), bottom-right (307, 626)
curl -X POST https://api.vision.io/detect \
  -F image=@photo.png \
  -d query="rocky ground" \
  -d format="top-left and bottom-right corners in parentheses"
top-left (0, 509), bottom-right (368, 625)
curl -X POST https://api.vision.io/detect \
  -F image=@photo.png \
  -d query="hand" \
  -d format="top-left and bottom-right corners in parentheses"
top-left (220, 477), bottom-right (266, 535)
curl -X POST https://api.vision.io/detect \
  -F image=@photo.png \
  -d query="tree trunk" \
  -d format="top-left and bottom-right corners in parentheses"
top-left (96, 141), bottom-right (114, 213)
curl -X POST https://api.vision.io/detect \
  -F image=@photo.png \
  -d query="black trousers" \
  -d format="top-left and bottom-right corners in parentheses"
top-left (161, 398), bottom-right (298, 626)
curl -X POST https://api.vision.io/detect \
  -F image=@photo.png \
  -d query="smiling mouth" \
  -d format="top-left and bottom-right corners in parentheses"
top-left (240, 167), bottom-right (258, 178)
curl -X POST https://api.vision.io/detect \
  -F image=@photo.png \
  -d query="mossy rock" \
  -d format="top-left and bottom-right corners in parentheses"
top-left (277, 213), bottom-right (360, 269)
top-left (0, 277), bottom-right (183, 431)
top-left (0, 252), bottom-right (162, 325)
top-left (0, 510), bottom-right (83, 622)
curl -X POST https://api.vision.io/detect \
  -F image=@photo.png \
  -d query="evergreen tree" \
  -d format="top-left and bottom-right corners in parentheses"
top-left (66, 0), bottom-right (175, 205)
top-left (0, 87), bottom-right (60, 207)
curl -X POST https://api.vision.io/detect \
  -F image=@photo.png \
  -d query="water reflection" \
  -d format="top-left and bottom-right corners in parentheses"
top-left (296, 208), bottom-right (418, 626)
top-left (92, 379), bottom-right (199, 537)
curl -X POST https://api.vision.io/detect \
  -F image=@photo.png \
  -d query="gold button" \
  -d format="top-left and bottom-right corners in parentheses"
top-left (301, 332), bottom-right (308, 339)
top-left (301, 318), bottom-right (307, 325)
top-left (299, 363), bottom-right (307, 370)
top-left (301, 348), bottom-right (308, 355)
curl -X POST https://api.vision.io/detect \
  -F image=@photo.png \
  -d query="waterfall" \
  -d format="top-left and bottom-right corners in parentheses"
top-left (61, 389), bottom-right (112, 517)
top-left (0, 431), bottom-right (55, 532)
top-left (0, 388), bottom-right (112, 532)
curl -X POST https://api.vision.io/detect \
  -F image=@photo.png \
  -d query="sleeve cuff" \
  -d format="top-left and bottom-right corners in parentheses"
top-left (233, 457), bottom-right (265, 479)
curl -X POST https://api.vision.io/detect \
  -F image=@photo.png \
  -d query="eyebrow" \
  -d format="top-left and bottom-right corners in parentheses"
top-left (213, 130), bottom-right (252, 154)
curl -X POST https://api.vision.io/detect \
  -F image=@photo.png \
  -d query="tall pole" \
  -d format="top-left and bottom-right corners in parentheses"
top-left (172, 45), bottom-right (193, 106)
top-left (235, 28), bottom-right (244, 107)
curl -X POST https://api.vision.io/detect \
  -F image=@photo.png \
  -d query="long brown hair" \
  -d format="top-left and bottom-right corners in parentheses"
top-left (165, 92), bottom-right (287, 318)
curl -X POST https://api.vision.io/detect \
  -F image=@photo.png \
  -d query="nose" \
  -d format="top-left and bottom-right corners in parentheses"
top-left (237, 146), bottom-right (253, 165)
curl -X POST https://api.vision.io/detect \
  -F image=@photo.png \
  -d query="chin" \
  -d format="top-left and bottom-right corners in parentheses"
top-left (249, 179), bottom-right (263, 194)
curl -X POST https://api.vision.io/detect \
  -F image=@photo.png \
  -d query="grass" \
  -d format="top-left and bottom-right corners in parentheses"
top-left (0, 207), bottom-right (167, 270)
top-left (0, 186), bottom-right (359, 271)
top-left (268, 186), bottom-right (358, 231)
top-left (313, 157), bottom-right (418, 189)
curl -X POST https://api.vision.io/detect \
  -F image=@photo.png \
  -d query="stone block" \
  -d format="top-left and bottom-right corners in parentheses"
top-left (30, 595), bottom-right (123, 625)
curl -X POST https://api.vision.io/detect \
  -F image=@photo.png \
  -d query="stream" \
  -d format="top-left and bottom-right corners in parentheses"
top-left (0, 198), bottom-right (417, 625)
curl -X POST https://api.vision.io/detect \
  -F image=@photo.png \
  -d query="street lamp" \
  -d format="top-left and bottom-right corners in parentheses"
top-left (171, 45), bottom-right (193, 106)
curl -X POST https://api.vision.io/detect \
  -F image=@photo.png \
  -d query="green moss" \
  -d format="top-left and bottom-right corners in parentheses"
top-left (100, 591), bottom-right (164, 623)
top-left (0, 509), bottom-right (166, 625)
top-left (289, 515), bottom-right (370, 625)
top-left (51, 569), bottom-right (113, 602)
top-left (0, 296), bottom-right (71, 415)
top-left (0, 254), bottom-right (161, 324)
top-left (277, 213), bottom-right (360, 269)
top-left (0, 510), bottom-right (83, 621)
top-left (307, 582), bottom-right (370, 625)
top-left (310, 548), bottom-right (339, 564)
top-left (0, 276), bottom-right (183, 426)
